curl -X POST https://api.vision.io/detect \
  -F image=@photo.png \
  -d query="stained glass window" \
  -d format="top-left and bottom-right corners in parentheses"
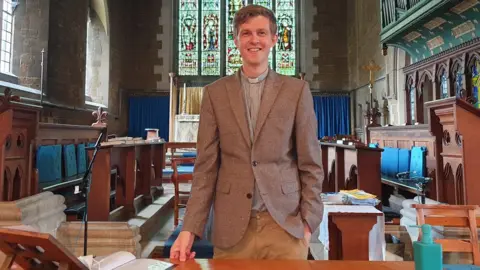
top-left (472, 60), bottom-right (480, 108)
top-left (455, 71), bottom-right (463, 98)
top-left (178, 0), bottom-right (298, 76)
top-left (226, 0), bottom-right (246, 75)
top-left (410, 86), bottom-right (416, 124)
top-left (441, 72), bottom-right (448, 99)
top-left (275, 0), bottom-right (295, 75)
top-left (179, 0), bottom-right (199, 76)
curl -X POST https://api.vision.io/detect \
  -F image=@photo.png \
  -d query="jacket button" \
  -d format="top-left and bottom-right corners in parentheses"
top-left (252, 161), bottom-right (258, 166)
top-left (246, 193), bottom-right (252, 199)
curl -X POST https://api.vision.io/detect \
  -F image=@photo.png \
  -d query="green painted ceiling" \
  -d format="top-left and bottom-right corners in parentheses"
top-left (388, 1), bottom-right (480, 63)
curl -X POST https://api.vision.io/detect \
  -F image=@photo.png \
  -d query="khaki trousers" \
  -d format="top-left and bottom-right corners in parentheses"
top-left (213, 211), bottom-right (309, 260)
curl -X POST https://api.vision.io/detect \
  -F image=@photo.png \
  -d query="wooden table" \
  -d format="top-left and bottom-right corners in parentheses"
top-left (166, 259), bottom-right (414, 269)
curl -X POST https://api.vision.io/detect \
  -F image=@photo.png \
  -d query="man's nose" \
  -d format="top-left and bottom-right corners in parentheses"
top-left (249, 34), bottom-right (260, 44)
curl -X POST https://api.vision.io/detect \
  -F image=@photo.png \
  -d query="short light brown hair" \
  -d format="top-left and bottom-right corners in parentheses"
top-left (233, 5), bottom-right (277, 37)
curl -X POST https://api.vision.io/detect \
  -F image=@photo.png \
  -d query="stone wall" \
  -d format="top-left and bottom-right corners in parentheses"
top-left (123, 0), bottom-right (163, 91)
top-left (347, 0), bottom-right (410, 137)
top-left (310, 0), bottom-right (349, 91)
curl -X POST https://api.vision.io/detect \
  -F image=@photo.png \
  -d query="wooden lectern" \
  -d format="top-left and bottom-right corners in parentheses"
top-left (426, 97), bottom-right (480, 205)
top-left (0, 228), bottom-right (88, 269)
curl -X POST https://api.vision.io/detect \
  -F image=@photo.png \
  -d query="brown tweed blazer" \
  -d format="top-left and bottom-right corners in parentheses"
top-left (182, 69), bottom-right (324, 249)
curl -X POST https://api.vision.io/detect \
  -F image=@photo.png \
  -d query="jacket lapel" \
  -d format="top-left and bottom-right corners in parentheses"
top-left (225, 71), bottom-right (251, 148)
top-left (253, 69), bottom-right (283, 143)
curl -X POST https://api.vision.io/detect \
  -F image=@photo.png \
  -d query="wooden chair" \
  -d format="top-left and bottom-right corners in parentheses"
top-left (412, 204), bottom-right (480, 265)
top-left (162, 142), bottom-right (196, 182)
top-left (171, 157), bottom-right (195, 227)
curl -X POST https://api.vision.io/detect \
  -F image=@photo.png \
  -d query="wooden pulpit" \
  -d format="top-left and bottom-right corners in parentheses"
top-left (426, 97), bottom-right (480, 205)
top-left (0, 228), bottom-right (88, 269)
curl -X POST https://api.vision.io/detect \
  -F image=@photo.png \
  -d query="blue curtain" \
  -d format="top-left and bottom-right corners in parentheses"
top-left (312, 95), bottom-right (351, 138)
top-left (128, 96), bottom-right (170, 141)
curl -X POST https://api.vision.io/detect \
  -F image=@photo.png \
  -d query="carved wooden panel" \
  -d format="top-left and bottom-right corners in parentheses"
top-left (425, 97), bottom-right (480, 205)
top-left (0, 91), bottom-right (40, 201)
top-left (397, 140), bottom-right (411, 149)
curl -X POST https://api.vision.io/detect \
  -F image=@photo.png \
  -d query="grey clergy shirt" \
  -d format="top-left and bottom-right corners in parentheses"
top-left (240, 68), bottom-right (269, 212)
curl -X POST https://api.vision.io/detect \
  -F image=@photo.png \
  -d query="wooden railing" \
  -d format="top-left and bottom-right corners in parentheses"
top-left (382, 0), bottom-right (425, 28)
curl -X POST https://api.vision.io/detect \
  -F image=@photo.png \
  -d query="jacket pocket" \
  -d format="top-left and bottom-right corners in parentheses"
top-left (216, 181), bottom-right (231, 194)
top-left (281, 181), bottom-right (300, 194)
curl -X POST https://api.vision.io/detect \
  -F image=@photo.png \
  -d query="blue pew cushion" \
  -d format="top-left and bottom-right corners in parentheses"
top-left (381, 147), bottom-right (399, 177)
top-left (36, 145), bottom-right (62, 183)
top-left (398, 148), bottom-right (411, 173)
top-left (77, 144), bottom-right (87, 174)
top-left (181, 152), bottom-right (196, 158)
top-left (410, 146), bottom-right (427, 178)
top-left (163, 223), bottom-right (213, 259)
top-left (163, 165), bottom-right (195, 175)
top-left (63, 144), bottom-right (78, 178)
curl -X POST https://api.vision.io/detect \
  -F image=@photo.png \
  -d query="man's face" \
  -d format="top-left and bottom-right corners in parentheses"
top-left (234, 16), bottom-right (277, 68)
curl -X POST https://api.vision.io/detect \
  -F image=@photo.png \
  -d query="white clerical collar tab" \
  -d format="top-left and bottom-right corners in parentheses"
top-left (241, 69), bottom-right (268, 84)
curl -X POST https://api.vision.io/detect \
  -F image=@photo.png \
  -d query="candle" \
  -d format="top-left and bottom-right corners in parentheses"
top-left (183, 83), bottom-right (187, 114)
top-left (183, 83), bottom-right (186, 99)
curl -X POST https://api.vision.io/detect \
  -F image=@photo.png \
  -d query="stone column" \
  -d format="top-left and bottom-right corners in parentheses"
top-left (11, 0), bottom-right (50, 90)
top-left (46, 0), bottom-right (88, 107)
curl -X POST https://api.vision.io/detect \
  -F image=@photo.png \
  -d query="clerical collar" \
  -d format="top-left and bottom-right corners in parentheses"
top-left (241, 68), bottom-right (268, 84)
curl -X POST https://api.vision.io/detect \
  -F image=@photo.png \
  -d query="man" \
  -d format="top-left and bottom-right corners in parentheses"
top-left (170, 5), bottom-right (323, 261)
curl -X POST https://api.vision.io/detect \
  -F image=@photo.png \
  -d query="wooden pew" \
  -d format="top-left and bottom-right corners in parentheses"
top-left (35, 122), bottom-right (107, 218)
top-left (368, 125), bottom-right (439, 201)
top-left (319, 142), bottom-right (383, 202)
top-left (94, 140), bottom-right (166, 221)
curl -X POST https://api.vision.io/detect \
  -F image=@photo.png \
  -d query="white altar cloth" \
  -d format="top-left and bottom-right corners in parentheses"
top-left (318, 204), bottom-right (386, 261)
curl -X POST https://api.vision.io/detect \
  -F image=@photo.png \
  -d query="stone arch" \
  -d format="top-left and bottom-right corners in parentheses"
top-left (417, 70), bottom-right (434, 87)
top-left (91, 0), bottom-right (109, 35)
top-left (436, 63), bottom-right (448, 81)
top-left (466, 52), bottom-right (480, 75)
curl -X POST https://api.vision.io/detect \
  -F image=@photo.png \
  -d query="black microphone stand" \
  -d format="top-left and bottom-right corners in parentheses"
top-left (81, 128), bottom-right (106, 256)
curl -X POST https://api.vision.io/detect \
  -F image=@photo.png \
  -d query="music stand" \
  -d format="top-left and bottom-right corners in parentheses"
top-left (0, 228), bottom-right (87, 270)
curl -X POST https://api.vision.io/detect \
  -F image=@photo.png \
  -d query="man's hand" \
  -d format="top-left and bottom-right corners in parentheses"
top-left (303, 222), bottom-right (312, 246)
top-left (170, 231), bottom-right (196, 261)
